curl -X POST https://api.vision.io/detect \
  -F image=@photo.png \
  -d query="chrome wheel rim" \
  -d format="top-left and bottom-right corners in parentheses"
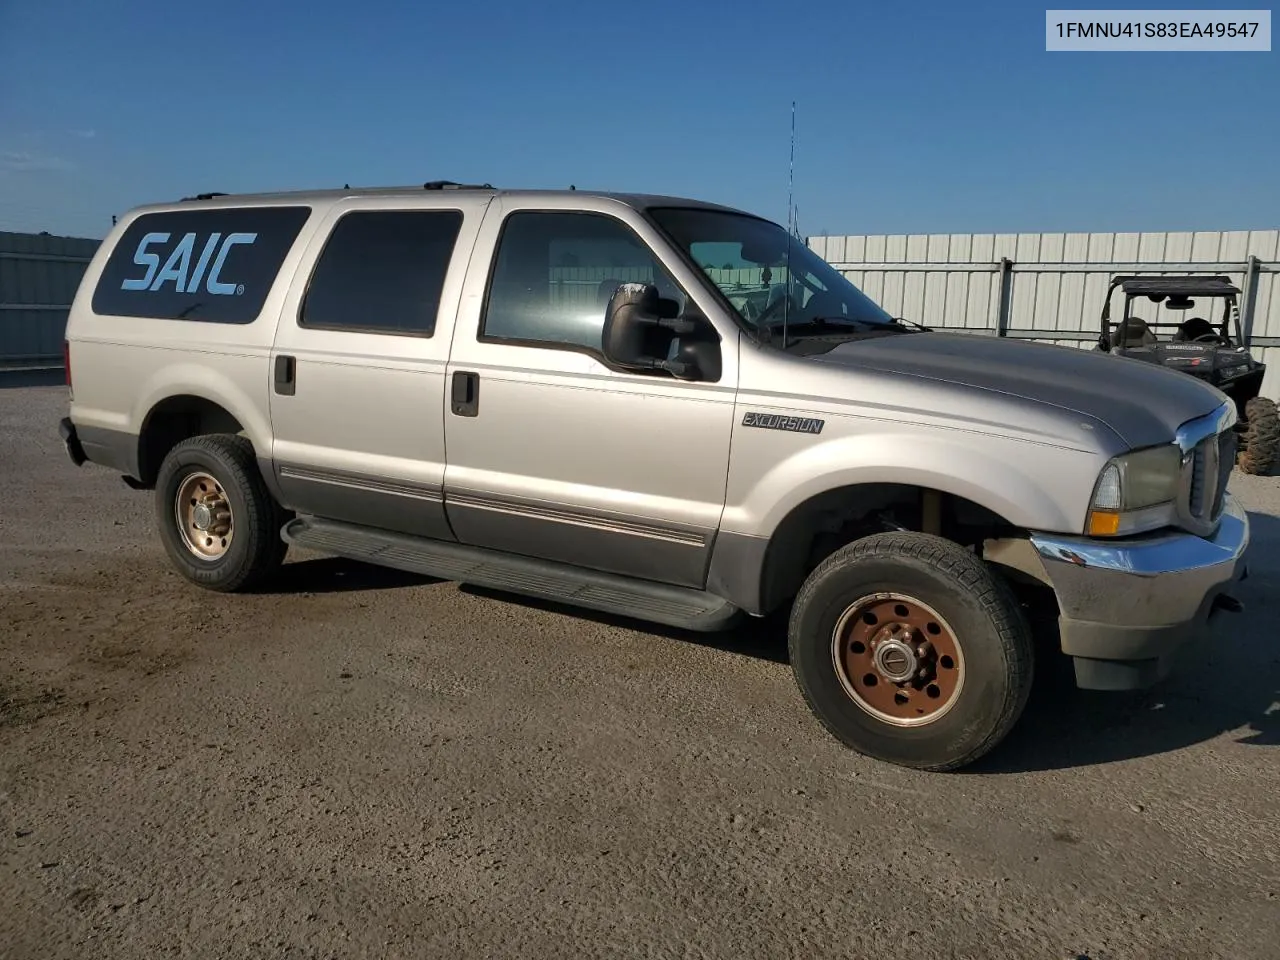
top-left (175, 471), bottom-right (233, 560)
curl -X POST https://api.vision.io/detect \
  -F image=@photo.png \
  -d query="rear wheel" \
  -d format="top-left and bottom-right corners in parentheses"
top-left (155, 434), bottom-right (287, 592)
top-left (788, 532), bottom-right (1034, 771)
top-left (1238, 396), bottom-right (1279, 476)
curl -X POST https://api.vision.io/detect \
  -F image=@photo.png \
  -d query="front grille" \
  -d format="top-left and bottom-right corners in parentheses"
top-left (1185, 429), bottom-right (1234, 526)
top-left (1189, 443), bottom-right (1208, 516)
top-left (1213, 430), bottom-right (1237, 517)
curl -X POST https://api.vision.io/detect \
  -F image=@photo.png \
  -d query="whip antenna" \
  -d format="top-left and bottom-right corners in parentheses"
top-left (782, 101), bottom-right (796, 347)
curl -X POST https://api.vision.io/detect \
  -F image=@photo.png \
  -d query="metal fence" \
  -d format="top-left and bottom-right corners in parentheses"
top-left (0, 231), bottom-right (99, 366)
top-left (807, 230), bottom-right (1280, 399)
top-left (4, 226), bottom-right (1279, 403)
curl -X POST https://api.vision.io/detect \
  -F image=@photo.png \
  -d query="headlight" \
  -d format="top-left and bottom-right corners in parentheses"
top-left (1086, 444), bottom-right (1182, 537)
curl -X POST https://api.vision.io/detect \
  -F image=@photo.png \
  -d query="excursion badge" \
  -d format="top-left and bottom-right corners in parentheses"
top-left (741, 411), bottom-right (825, 435)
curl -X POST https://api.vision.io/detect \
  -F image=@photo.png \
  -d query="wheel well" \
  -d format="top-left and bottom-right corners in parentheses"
top-left (758, 483), bottom-right (1026, 613)
top-left (136, 396), bottom-right (246, 487)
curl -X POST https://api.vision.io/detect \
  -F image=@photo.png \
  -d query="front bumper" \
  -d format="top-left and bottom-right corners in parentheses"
top-left (1029, 494), bottom-right (1249, 691)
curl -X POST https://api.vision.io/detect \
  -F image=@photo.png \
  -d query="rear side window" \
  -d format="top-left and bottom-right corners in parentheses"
top-left (92, 206), bottom-right (312, 323)
top-left (300, 210), bottom-right (463, 337)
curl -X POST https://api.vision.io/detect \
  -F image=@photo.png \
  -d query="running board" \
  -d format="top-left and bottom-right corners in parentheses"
top-left (282, 516), bottom-right (741, 632)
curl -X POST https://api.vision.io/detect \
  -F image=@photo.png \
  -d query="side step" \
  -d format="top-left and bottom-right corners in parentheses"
top-left (282, 516), bottom-right (741, 633)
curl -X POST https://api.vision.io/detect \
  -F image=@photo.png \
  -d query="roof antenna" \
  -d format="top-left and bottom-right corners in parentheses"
top-left (782, 100), bottom-right (796, 348)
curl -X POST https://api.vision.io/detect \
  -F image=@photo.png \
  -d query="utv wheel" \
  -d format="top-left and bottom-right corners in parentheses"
top-left (1238, 397), bottom-right (1279, 476)
top-left (155, 434), bottom-right (287, 592)
top-left (788, 532), bottom-right (1034, 772)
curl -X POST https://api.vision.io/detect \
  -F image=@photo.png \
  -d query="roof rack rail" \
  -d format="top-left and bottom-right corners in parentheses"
top-left (422, 180), bottom-right (494, 191)
top-left (180, 191), bottom-right (230, 201)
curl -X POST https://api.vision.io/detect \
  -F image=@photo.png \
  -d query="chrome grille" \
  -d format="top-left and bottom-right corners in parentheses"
top-left (1175, 402), bottom-right (1237, 536)
top-left (1189, 441), bottom-right (1208, 516)
top-left (1213, 430), bottom-right (1237, 517)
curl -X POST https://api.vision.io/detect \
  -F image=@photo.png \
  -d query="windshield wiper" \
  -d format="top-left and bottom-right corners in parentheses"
top-left (889, 316), bottom-right (932, 332)
top-left (761, 317), bottom-right (895, 347)
top-left (766, 317), bottom-right (887, 332)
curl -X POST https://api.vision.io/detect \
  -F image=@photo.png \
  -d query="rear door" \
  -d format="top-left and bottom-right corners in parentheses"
top-left (268, 196), bottom-right (487, 537)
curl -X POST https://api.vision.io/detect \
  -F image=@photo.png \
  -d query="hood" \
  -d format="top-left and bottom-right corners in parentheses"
top-left (811, 332), bottom-right (1228, 449)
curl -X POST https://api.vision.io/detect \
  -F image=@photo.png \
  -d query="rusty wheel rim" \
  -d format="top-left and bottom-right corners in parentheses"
top-left (831, 592), bottom-right (965, 727)
top-left (175, 471), bottom-right (234, 561)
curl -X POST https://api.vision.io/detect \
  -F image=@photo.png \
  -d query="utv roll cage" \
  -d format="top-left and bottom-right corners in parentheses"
top-left (1099, 275), bottom-right (1242, 351)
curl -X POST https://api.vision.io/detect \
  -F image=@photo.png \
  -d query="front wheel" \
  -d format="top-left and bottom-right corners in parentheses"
top-left (1238, 396), bottom-right (1279, 476)
top-left (154, 434), bottom-right (287, 592)
top-left (788, 532), bottom-right (1034, 772)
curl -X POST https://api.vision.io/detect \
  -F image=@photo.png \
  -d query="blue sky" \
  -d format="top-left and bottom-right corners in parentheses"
top-left (0, 0), bottom-right (1275, 239)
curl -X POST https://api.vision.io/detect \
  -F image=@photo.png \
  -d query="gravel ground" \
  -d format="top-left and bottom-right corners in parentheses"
top-left (2, 376), bottom-right (1278, 960)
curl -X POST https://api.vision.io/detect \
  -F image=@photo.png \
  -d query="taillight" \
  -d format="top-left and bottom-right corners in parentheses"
top-left (63, 340), bottom-right (73, 396)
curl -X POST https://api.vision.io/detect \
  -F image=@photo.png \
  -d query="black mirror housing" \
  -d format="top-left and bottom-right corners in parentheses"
top-left (601, 282), bottom-right (719, 381)
top-left (602, 283), bottom-right (665, 367)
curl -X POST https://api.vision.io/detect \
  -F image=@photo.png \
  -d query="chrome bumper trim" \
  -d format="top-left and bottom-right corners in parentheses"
top-left (1030, 493), bottom-right (1248, 578)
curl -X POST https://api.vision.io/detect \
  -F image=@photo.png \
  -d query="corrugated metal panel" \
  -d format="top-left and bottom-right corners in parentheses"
top-left (812, 229), bottom-right (1280, 400)
top-left (0, 230), bottom-right (99, 364)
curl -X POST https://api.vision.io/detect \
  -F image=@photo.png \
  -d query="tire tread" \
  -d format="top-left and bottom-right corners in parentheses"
top-left (1239, 397), bottom-right (1279, 476)
top-left (155, 434), bottom-right (286, 593)
top-left (788, 531), bottom-right (1034, 771)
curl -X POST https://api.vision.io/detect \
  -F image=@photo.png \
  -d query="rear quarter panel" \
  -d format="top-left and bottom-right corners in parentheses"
top-left (65, 201), bottom-right (329, 460)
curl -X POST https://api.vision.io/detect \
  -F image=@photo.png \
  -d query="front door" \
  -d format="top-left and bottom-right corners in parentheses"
top-left (269, 199), bottom-right (484, 538)
top-left (442, 199), bottom-right (739, 588)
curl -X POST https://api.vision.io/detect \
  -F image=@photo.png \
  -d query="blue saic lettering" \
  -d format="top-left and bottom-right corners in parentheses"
top-left (120, 232), bottom-right (169, 290)
top-left (206, 233), bottom-right (257, 294)
top-left (149, 233), bottom-right (196, 291)
top-left (121, 231), bottom-right (258, 295)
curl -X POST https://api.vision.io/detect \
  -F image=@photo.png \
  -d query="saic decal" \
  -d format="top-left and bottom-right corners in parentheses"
top-left (741, 411), bottom-right (825, 434)
top-left (121, 231), bottom-right (258, 295)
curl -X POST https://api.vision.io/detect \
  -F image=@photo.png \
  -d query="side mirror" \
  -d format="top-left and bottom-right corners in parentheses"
top-left (601, 283), bottom-right (718, 381)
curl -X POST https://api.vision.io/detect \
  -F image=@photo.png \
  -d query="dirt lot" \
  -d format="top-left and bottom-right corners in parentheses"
top-left (2, 377), bottom-right (1278, 960)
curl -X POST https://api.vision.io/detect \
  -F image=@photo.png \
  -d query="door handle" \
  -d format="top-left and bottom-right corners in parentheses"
top-left (451, 371), bottom-right (479, 417)
top-left (274, 354), bottom-right (296, 396)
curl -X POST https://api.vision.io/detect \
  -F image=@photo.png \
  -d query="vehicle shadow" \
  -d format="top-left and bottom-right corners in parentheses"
top-left (970, 508), bottom-right (1280, 773)
top-left (458, 583), bottom-right (791, 665)
top-left (261, 555), bottom-right (441, 594)
top-left (264, 509), bottom-right (1277, 769)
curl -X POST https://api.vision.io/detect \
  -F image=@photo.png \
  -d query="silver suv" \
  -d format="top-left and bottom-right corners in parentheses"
top-left (58, 183), bottom-right (1250, 770)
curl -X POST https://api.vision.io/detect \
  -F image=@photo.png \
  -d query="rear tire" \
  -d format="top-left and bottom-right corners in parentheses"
top-left (788, 532), bottom-right (1034, 772)
top-left (1238, 396), bottom-right (1279, 476)
top-left (155, 434), bottom-right (287, 592)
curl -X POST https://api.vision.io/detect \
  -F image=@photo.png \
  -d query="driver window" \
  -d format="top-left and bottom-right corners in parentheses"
top-left (482, 211), bottom-right (686, 351)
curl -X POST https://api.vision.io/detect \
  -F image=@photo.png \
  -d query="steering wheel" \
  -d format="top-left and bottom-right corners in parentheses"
top-left (753, 295), bottom-right (786, 326)
top-left (1193, 332), bottom-right (1224, 344)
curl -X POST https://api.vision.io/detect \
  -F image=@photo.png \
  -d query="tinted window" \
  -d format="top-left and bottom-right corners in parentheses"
top-left (482, 212), bottom-right (685, 351)
top-left (301, 210), bottom-right (463, 336)
top-left (93, 206), bottom-right (312, 323)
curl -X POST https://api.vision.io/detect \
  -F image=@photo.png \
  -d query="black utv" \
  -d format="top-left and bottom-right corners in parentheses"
top-left (1097, 274), bottom-right (1277, 475)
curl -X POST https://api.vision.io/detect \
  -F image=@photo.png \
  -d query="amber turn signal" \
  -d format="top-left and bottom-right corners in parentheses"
top-left (1086, 510), bottom-right (1122, 537)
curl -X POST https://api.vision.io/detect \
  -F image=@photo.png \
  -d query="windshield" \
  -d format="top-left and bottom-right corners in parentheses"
top-left (648, 207), bottom-right (895, 334)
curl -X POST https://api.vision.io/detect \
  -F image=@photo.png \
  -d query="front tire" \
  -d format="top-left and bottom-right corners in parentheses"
top-left (1238, 396), bottom-right (1279, 476)
top-left (155, 434), bottom-right (287, 592)
top-left (788, 532), bottom-right (1034, 772)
